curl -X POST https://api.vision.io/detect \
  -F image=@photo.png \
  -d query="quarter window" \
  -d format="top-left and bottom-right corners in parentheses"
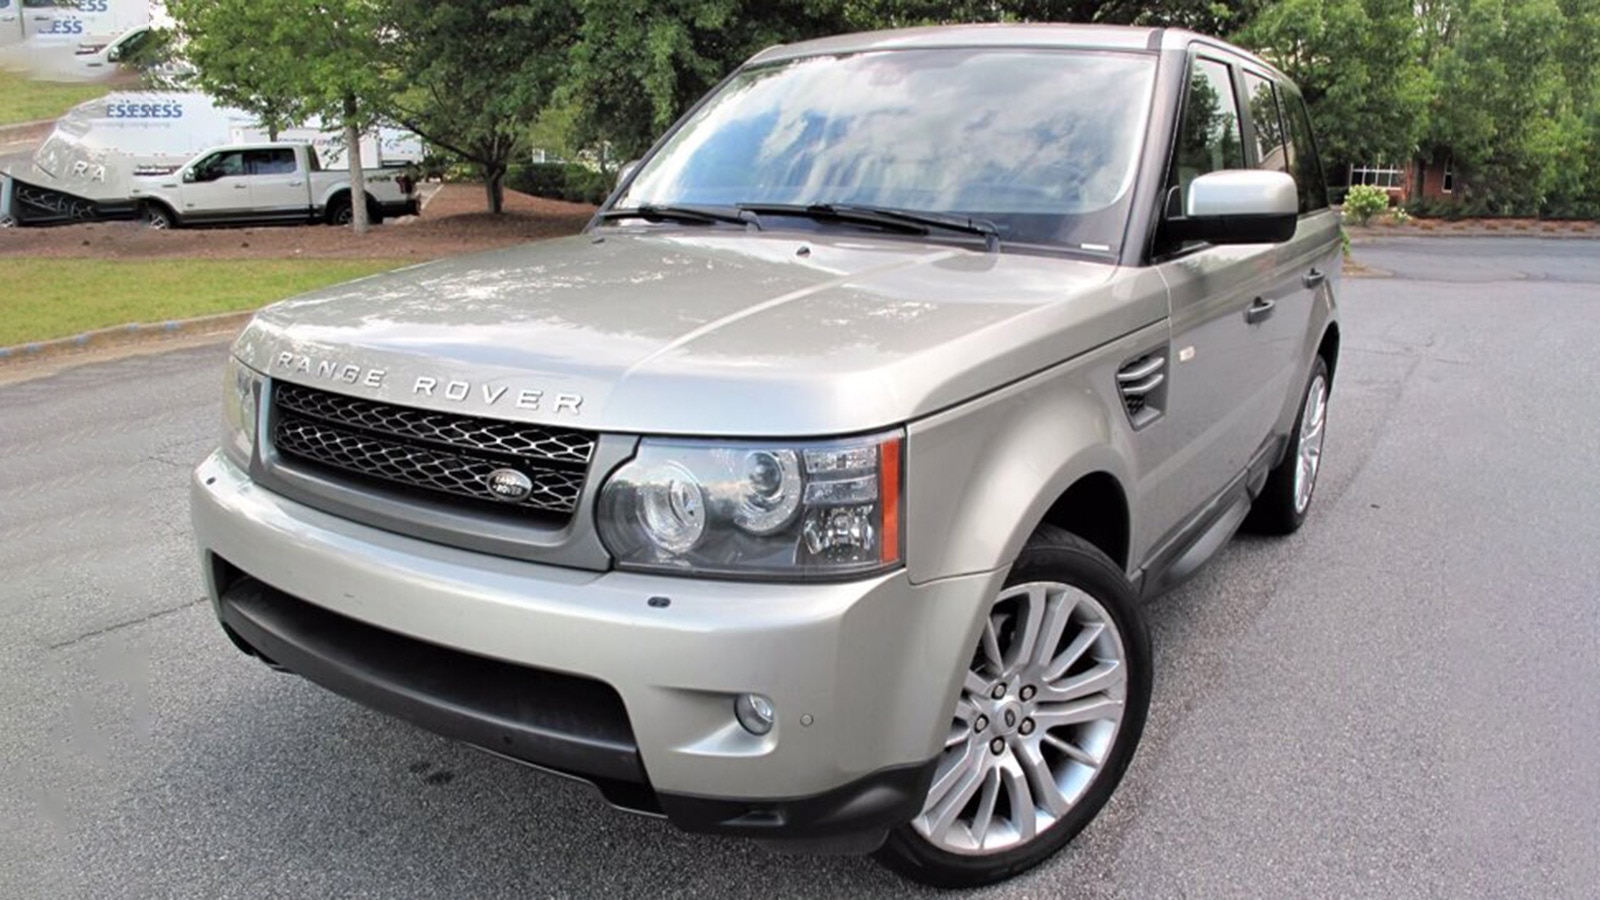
top-left (1280, 92), bottom-right (1329, 212)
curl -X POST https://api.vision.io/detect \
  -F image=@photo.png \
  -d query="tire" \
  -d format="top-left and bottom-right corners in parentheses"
top-left (142, 203), bottom-right (175, 230)
top-left (1247, 356), bottom-right (1331, 535)
top-left (875, 526), bottom-right (1152, 888)
top-left (326, 195), bottom-right (353, 226)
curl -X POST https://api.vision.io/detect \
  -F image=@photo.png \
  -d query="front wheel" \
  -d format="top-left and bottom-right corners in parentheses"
top-left (875, 527), bottom-right (1151, 888)
top-left (142, 203), bottom-right (175, 230)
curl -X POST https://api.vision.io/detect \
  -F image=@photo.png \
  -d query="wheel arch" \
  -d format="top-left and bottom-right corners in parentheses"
top-left (323, 187), bottom-right (381, 222)
top-left (141, 198), bottom-right (178, 224)
top-left (1317, 322), bottom-right (1340, 387)
top-left (904, 354), bottom-right (1145, 585)
top-left (1038, 472), bottom-right (1131, 572)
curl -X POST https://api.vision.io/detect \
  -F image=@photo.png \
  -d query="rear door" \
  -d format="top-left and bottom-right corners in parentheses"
top-left (245, 147), bottom-right (309, 218)
top-left (1241, 70), bottom-right (1340, 414)
top-left (1147, 53), bottom-right (1286, 538)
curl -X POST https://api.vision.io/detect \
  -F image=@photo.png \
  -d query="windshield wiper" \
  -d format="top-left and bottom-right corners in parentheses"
top-left (737, 202), bottom-right (1002, 251)
top-left (598, 204), bottom-right (755, 228)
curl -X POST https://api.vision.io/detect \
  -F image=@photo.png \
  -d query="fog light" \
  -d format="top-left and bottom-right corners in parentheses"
top-left (735, 693), bottom-right (776, 736)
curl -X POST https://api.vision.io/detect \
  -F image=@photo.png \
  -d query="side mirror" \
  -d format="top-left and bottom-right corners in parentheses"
top-left (1168, 170), bottom-right (1298, 245)
top-left (616, 159), bottom-right (641, 187)
top-left (182, 169), bottom-right (196, 184)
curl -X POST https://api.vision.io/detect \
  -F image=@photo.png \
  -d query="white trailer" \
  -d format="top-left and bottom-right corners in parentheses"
top-left (1, 91), bottom-right (424, 227)
top-left (0, 0), bottom-right (151, 76)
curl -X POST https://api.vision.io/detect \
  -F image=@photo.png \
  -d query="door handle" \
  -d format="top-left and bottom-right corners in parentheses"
top-left (1303, 268), bottom-right (1327, 289)
top-left (1245, 297), bottom-right (1276, 325)
top-left (234, 184), bottom-right (249, 190)
top-left (288, 181), bottom-right (304, 187)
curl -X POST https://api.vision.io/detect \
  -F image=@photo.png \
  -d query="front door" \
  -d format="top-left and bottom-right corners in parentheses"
top-left (182, 149), bottom-right (252, 220)
top-left (1147, 54), bottom-right (1285, 540)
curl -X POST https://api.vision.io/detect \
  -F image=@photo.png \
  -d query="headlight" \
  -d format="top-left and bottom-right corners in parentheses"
top-left (597, 431), bottom-right (903, 579)
top-left (221, 357), bottom-right (263, 469)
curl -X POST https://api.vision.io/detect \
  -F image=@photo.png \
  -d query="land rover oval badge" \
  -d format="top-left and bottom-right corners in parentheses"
top-left (486, 468), bottom-right (534, 502)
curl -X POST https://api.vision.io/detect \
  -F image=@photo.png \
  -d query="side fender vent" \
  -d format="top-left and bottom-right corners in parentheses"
top-left (1117, 352), bottom-right (1168, 429)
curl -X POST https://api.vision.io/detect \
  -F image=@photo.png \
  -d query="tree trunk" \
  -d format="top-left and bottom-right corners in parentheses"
top-left (485, 165), bottom-right (506, 214)
top-left (343, 94), bottom-right (370, 236)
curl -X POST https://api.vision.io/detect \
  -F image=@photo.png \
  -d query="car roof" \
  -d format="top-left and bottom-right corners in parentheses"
top-left (748, 23), bottom-right (1287, 82)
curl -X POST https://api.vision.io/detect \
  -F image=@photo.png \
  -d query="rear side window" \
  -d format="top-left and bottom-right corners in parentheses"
top-left (1243, 73), bottom-right (1289, 176)
top-left (1280, 91), bottom-right (1329, 212)
top-left (245, 148), bottom-right (298, 175)
top-left (1171, 57), bottom-right (1245, 202)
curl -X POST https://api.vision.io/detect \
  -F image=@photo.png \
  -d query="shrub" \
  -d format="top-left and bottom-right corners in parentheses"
top-left (1341, 184), bottom-right (1390, 225)
top-left (507, 163), bottom-right (612, 205)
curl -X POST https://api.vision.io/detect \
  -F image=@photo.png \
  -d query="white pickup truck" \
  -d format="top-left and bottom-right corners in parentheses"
top-left (130, 142), bottom-right (419, 228)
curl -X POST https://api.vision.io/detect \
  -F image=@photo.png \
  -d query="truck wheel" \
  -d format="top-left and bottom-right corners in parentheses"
top-left (875, 526), bottom-right (1151, 888)
top-left (1247, 356), bottom-right (1330, 535)
top-left (142, 204), bottom-right (175, 230)
top-left (327, 196), bottom-right (353, 226)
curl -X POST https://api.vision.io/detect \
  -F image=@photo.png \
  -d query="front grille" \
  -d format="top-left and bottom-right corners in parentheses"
top-left (271, 382), bottom-right (596, 518)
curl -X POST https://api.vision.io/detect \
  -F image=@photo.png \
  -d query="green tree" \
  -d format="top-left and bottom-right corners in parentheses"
top-left (168, 0), bottom-right (391, 233)
top-left (1238, 0), bottom-right (1431, 180)
top-left (383, 0), bottom-right (579, 213)
top-left (561, 0), bottom-right (858, 160)
top-left (1427, 0), bottom-right (1585, 212)
top-left (842, 0), bottom-right (1262, 32)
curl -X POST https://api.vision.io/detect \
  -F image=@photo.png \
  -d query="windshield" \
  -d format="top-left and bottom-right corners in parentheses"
top-left (616, 49), bottom-right (1157, 252)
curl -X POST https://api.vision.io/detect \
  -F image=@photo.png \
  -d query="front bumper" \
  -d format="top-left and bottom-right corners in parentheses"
top-left (191, 452), bottom-right (999, 841)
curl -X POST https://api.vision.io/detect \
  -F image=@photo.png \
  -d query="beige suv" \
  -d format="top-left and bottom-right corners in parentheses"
top-left (192, 25), bottom-right (1339, 888)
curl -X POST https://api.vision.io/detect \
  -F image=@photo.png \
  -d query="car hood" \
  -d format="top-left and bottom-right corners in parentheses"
top-left (236, 230), bottom-right (1165, 436)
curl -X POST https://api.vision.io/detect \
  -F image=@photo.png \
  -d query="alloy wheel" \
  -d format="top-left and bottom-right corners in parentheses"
top-left (912, 581), bottom-right (1127, 856)
top-left (1294, 374), bottom-right (1328, 514)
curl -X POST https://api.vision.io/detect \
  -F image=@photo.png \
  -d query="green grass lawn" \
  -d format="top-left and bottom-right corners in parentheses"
top-left (0, 69), bottom-right (110, 126)
top-left (0, 259), bottom-right (406, 346)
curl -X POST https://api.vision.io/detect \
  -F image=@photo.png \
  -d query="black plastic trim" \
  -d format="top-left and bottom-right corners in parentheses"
top-left (656, 758), bottom-right (937, 844)
top-left (217, 573), bottom-right (644, 785)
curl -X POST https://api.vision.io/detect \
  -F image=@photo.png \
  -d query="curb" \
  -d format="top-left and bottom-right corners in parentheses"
top-left (0, 310), bottom-right (251, 370)
top-left (1347, 228), bottom-right (1600, 242)
top-left (0, 118), bottom-right (54, 145)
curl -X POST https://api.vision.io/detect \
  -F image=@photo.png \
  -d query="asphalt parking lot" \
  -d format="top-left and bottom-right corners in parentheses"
top-left (2, 237), bottom-right (1597, 898)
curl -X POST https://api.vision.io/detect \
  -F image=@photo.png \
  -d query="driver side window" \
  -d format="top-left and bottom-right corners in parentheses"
top-left (197, 151), bottom-right (245, 181)
top-left (1170, 58), bottom-right (1244, 205)
top-left (1157, 56), bottom-right (1244, 254)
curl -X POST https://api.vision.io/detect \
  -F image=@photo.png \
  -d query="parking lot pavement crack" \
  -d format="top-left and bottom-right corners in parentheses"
top-left (1344, 345), bottom-right (1474, 366)
top-left (45, 597), bottom-right (208, 652)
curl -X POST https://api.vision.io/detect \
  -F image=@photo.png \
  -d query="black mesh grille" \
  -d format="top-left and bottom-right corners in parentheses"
top-left (271, 382), bottom-right (595, 518)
